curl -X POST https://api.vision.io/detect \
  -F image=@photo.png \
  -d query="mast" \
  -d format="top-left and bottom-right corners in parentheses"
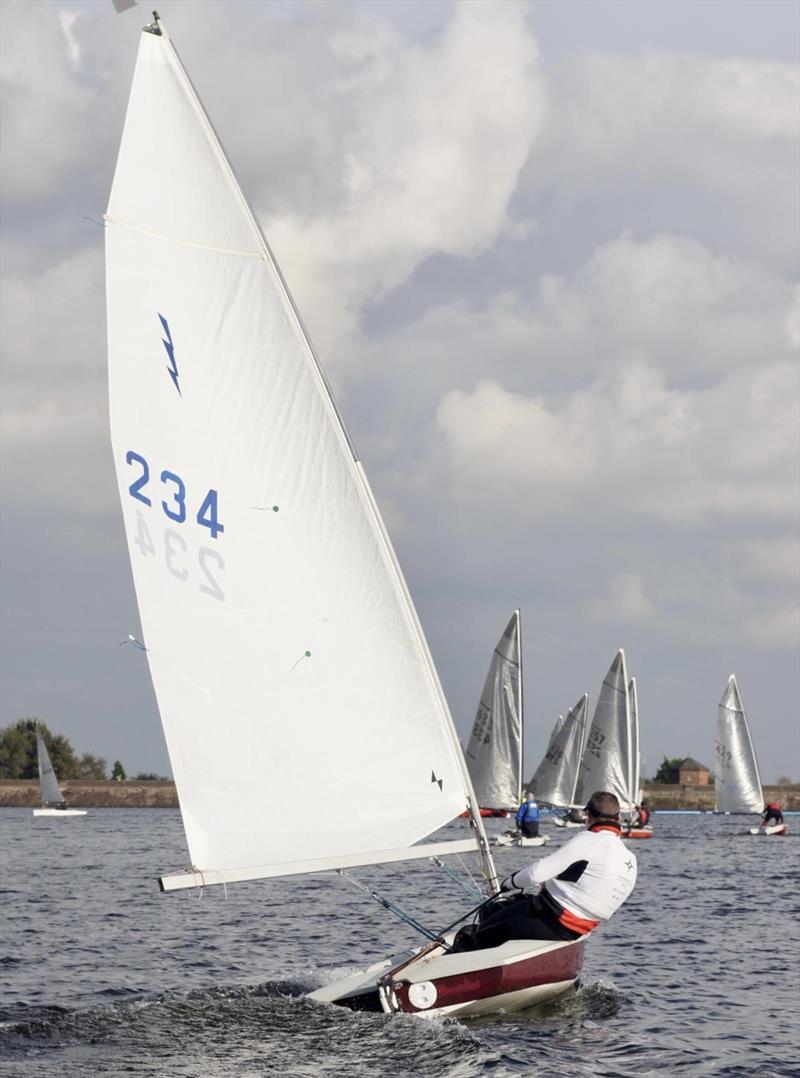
top-left (516, 608), bottom-right (523, 805)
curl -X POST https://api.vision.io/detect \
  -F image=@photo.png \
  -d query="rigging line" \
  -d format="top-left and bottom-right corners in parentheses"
top-left (336, 870), bottom-right (439, 942)
top-left (430, 856), bottom-right (483, 900)
top-left (456, 853), bottom-right (483, 894)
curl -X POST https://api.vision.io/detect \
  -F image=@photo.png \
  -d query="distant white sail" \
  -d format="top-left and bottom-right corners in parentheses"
top-left (528, 694), bottom-right (588, 808)
top-left (574, 650), bottom-right (635, 811)
top-left (36, 729), bottom-right (64, 807)
top-left (715, 675), bottom-right (763, 813)
top-left (464, 611), bottom-right (522, 811)
top-left (628, 677), bottom-right (641, 803)
top-left (106, 24), bottom-right (495, 885)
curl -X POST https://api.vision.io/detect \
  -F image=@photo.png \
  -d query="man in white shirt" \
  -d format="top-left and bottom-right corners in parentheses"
top-left (454, 791), bottom-right (637, 950)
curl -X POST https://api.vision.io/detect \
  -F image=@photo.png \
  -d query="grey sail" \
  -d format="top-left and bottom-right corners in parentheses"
top-left (715, 675), bottom-right (763, 813)
top-left (628, 677), bottom-right (641, 802)
top-left (574, 650), bottom-right (632, 810)
top-left (528, 694), bottom-right (588, 807)
top-left (36, 729), bottom-right (64, 807)
top-left (464, 611), bottom-right (522, 811)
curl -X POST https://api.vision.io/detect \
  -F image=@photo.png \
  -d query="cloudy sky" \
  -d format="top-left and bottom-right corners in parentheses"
top-left (1, 0), bottom-right (798, 784)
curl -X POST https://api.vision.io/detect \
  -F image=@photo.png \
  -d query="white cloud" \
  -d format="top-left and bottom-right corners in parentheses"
top-left (261, 0), bottom-right (547, 360)
top-left (727, 538), bottom-right (800, 586)
top-left (590, 573), bottom-right (655, 624)
top-left (744, 605), bottom-right (800, 648)
top-left (523, 50), bottom-right (799, 267)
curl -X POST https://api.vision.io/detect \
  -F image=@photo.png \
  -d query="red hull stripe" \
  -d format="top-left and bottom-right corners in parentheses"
top-left (395, 939), bottom-right (586, 1013)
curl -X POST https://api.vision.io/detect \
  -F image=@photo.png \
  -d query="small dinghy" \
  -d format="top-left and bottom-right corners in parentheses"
top-left (464, 611), bottom-right (524, 817)
top-left (574, 653), bottom-right (647, 836)
top-left (494, 831), bottom-right (550, 848)
top-left (624, 826), bottom-right (653, 840)
top-left (32, 727), bottom-right (87, 817)
top-left (715, 675), bottom-right (771, 837)
top-left (308, 932), bottom-right (584, 1018)
top-left (106, 13), bottom-right (587, 1020)
top-left (530, 695), bottom-right (589, 827)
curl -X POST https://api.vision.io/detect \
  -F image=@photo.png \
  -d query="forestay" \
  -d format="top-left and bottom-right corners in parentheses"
top-left (106, 22), bottom-right (493, 884)
top-left (528, 693), bottom-right (588, 808)
top-left (574, 650), bottom-right (634, 812)
top-left (36, 730), bottom-right (64, 806)
top-left (715, 675), bottom-right (763, 813)
top-left (464, 611), bottom-right (522, 811)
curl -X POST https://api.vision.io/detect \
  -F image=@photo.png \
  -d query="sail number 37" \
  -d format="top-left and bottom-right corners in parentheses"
top-left (126, 451), bottom-right (224, 538)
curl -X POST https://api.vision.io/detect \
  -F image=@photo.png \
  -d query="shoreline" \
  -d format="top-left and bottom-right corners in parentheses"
top-left (2, 780), bottom-right (798, 810)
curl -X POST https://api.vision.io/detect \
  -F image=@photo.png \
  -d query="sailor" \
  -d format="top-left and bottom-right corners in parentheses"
top-left (762, 802), bottom-right (784, 826)
top-left (515, 791), bottom-right (540, 838)
top-left (633, 800), bottom-right (651, 828)
top-left (454, 791), bottom-right (637, 951)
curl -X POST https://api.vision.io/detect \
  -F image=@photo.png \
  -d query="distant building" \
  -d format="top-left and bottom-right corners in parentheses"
top-left (670, 757), bottom-right (711, 785)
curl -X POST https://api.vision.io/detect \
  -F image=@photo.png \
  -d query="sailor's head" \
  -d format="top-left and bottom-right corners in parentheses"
top-left (526, 791), bottom-right (535, 802)
top-left (585, 791), bottom-right (620, 824)
top-left (641, 799), bottom-right (649, 807)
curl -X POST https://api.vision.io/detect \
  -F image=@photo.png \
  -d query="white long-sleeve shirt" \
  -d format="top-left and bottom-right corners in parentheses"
top-left (511, 827), bottom-right (637, 923)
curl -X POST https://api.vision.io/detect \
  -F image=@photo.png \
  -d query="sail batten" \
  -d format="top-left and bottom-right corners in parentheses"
top-left (107, 24), bottom-right (495, 882)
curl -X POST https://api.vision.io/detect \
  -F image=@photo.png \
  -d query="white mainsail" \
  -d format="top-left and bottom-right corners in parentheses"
top-left (628, 677), bottom-right (641, 803)
top-left (715, 675), bottom-right (763, 813)
top-left (573, 650), bottom-right (636, 812)
top-left (106, 19), bottom-right (495, 890)
top-left (36, 728), bottom-right (64, 806)
top-left (528, 693), bottom-right (588, 808)
top-left (464, 611), bottom-right (522, 811)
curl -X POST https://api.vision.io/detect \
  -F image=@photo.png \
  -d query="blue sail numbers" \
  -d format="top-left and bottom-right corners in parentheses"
top-left (125, 450), bottom-right (224, 538)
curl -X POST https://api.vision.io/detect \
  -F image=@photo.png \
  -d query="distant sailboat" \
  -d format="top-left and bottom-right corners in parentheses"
top-left (464, 610), bottom-right (523, 816)
top-left (33, 728), bottom-right (87, 818)
top-left (573, 650), bottom-right (648, 836)
top-left (529, 694), bottom-right (588, 826)
top-left (715, 676), bottom-right (774, 830)
top-left (105, 14), bottom-right (586, 1018)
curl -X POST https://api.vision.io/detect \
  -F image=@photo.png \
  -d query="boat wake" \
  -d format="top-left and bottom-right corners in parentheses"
top-left (0, 978), bottom-right (489, 1076)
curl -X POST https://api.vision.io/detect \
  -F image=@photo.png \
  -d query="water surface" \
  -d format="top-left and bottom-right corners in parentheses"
top-left (1, 810), bottom-right (797, 1076)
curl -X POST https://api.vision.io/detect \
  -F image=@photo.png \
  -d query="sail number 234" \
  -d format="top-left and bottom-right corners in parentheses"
top-left (126, 451), bottom-right (224, 539)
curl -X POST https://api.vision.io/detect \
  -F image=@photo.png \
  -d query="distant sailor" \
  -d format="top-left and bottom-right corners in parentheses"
top-left (453, 791), bottom-right (637, 951)
top-left (762, 802), bottom-right (784, 826)
top-left (515, 791), bottom-right (540, 838)
top-left (633, 800), bottom-right (651, 828)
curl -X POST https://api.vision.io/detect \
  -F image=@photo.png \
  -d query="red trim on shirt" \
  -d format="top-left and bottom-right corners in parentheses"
top-left (588, 822), bottom-right (622, 835)
top-left (558, 907), bottom-right (600, 936)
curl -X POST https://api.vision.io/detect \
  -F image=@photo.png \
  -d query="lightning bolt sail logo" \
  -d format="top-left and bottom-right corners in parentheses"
top-left (158, 313), bottom-right (181, 396)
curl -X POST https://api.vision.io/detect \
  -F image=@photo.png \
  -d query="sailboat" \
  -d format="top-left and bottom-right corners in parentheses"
top-left (106, 14), bottom-right (586, 1018)
top-left (529, 694), bottom-right (588, 828)
top-left (624, 676), bottom-right (651, 839)
top-left (462, 610), bottom-right (548, 847)
top-left (464, 610), bottom-right (522, 818)
top-left (716, 676), bottom-right (784, 835)
top-left (32, 727), bottom-right (87, 817)
top-left (573, 650), bottom-right (650, 838)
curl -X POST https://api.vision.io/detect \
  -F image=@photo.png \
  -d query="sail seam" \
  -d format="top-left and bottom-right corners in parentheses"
top-left (103, 215), bottom-right (264, 259)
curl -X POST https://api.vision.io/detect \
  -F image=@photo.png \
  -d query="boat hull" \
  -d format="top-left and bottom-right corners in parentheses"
top-left (624, 827), bottom-right (653, 840)
top-left (308, 934), bottom-right (585, 1019)
top-left (551, 816), bottom-right (583, 829)
top-left (33, 808), bottom-right (87, 817)
top-left (494, 832), bottom-right (549, 847)
top-left (749, 824), bottom-right (788, 836)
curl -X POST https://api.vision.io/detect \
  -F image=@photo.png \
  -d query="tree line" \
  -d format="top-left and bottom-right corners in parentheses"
top-left (0, 719), bottom-right (158, 781)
